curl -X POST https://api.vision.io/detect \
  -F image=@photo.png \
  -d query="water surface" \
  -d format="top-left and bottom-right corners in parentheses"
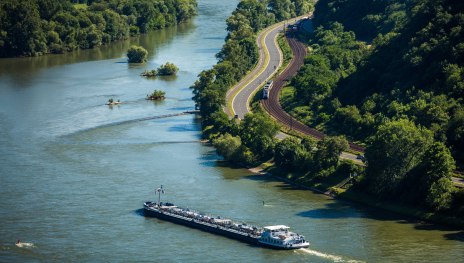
top-left (0, 1), bottom-right (463, 262)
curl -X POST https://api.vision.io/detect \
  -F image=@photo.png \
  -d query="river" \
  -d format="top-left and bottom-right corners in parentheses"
top-left (0, 1), bottom-right (463, 262)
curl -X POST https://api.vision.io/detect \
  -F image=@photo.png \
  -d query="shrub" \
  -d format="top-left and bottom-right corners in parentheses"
top-left (146, 90), bottom-right (166, 100)
top-left (157, 62), bottom-right (179, 75)
top-left (127, 45), bottom-right (148, 63)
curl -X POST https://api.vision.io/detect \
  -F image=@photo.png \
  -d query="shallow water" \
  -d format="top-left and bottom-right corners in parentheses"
top-left (0, 1), bottom-right (463, 262)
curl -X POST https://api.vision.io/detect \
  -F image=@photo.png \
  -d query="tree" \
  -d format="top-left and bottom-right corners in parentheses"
top-left (314, 136), bottom-right (349, 172)
top-left (447, 107), bottom-right (464, 168)
top-left (203, 111), bottom-right (238, 139)
top-left (0, 0), bottom-right (47, 57)
top-left (127, 45), bottom-right (148, 63)
top-left (157, 62), bottom-right (179, 76)
top-left (331, 105), bottom-right (362, 137)
top-left (274, 137), bottom-right (301, 169)
top-left (212, 133), bottom-right (242, 161)
top-left (146, 90), bottom-right (165, 100)
top-left (0, 0), bottom-right (198, 57)
top-left (421, 142), bottom-right (456, 211)
top-left (240, 113), bottom-right (278, 160)
top-left (364, 119), bottom-right (433, 197)
top-left (268, 0), bottom-right (295, 21)
top-left (427, 177), bottom-right (454, 212)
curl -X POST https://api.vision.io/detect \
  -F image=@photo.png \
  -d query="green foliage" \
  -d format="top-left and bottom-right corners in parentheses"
top-left (314, 0), bottom-right (408, 39)
top-left (274, 137), bottom-right (302, 169)
top-left (314, 135), bottom-right (349, 172)
top-left (240, 112), bottom-right (279, 161)
top-left (273, 135), bottom-right (349, 180)
top-left (141, 69), bottom-right (157, 77)
top-left (282, 0), bottom-right (464, 215)
top-left (157, 62), bottom-right (179, 76)
top-left (127, 45), bottom-right (148, 63)
top-left (190, 0), bottom-right (314, 167)
top-left (422, 142), bottom-right (456, 211)
top-left (268, 0), bottom-right (295, 21)
top-left (447, 108), bottom-right (464, 168)
top-left (146, 89), bottom-right (165, 100)
top-left (203, 111), bottom-right (239, 139)
top-left (426, 178), bottom-right (454, 211)
top-left (0, 0), bottom-right (197, 57)
top-left (287, 0), bottom-right (464, 168)
top-left (365, 119), bottom-right (433, 197)
top-left (213, 133), bottom-right (242, 161)
top-left (192, 0), bottom-right (314, 121)
top-left (274, 136), bottom-right (315, 172)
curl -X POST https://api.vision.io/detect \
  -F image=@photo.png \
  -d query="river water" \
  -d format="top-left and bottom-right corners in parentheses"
top-left (0, 1), bottom-right (463, 262)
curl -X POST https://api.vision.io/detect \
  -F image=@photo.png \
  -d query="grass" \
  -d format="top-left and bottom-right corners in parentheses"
top-left (277, 34), bottom-right (293, 65)
top-left (279, 86), bottom-right (295, 107)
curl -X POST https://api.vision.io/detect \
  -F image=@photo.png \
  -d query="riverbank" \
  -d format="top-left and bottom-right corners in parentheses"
top-left (0, 0), bottom-right (198, 58)
top-left (245, 17), bottom-right (464, 230)
top-left (249, 164), bottom-right (464, 230)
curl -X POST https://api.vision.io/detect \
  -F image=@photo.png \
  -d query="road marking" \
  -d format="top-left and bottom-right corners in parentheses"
top-left (229, 25), bottom-right (276, 116)
top-left (228, 16), bottom-right (306, 117)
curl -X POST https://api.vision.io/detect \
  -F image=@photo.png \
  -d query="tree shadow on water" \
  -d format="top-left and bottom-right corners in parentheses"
top-left (413, 223), bottom-right (464, 240)
top-left (444, 231), bottom-right (464, 242)
top-left (243, 173), bottom-right (321, 191)
top-left (296, 202), bottom-right (386, 220)
top-left (298, 200), bottom-right (464, 233)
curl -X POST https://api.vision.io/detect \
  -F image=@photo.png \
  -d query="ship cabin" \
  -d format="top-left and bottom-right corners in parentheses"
top-left (259, 225), bottom-right (290, 242)
top-left (263, 225), bottom-right (290, 233)
top-left (258, 225), bottom-right (309, 248)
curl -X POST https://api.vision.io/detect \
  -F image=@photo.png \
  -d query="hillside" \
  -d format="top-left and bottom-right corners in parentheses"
top-left (282, 0), bottom-right (464, 215)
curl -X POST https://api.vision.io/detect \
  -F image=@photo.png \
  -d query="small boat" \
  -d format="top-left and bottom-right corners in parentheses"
top-left (15, 240), bottom-right (34, 248)
top-left (143, 185), bottom-right (310, 249)
top-left (106, 99), bottom-right (122, 105)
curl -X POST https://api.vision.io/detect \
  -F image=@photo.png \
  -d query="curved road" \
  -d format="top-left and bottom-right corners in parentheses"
top-left (226, 17), bottom-right (365, 152)
top-left (227, 18), bottom-right (301, 118)
top-left (225, 18), bottom-right (464, 186)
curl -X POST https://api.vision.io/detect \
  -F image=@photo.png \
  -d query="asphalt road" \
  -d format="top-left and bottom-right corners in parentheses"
top-left (227, 19), bottom-right (297, 118)
top-left (226, 17), bottom-right (363, 164)
top-left (225, 17), bottom-right (462, 186)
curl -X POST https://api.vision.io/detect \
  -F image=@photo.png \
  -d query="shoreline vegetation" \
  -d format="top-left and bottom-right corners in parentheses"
top-left (0, 0), bottom-right (197, 58)
top-left (192, 0), bottom-right (464, 229)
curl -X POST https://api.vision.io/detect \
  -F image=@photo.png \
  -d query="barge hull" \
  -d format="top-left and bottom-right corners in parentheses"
top-left (143, 208), bottom-right (259, 245)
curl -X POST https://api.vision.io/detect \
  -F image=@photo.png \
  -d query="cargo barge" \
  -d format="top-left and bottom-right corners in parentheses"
top-left (143, 186), bottom-right (310, 249)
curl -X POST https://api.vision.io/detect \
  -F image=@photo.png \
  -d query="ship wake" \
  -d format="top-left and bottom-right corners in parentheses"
top-left (297, 248), bottom-right (364, 263)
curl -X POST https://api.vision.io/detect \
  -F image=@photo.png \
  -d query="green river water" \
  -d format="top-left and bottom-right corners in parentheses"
top-left (0, 1), bottom-right (463, 262)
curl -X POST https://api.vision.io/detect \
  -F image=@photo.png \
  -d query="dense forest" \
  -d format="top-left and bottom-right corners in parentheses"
top-left (0, 0), bottom-right (197, 57)
top-left (282, 0), bottom-right (464, 215)
top-left (191, 0), bottom-right (315, 165)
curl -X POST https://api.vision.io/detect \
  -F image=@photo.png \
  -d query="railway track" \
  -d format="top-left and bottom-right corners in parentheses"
top-left (262, 34), bottom-right (366, 153)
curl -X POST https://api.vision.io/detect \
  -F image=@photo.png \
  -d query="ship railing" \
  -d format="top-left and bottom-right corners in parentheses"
top-left (158, 205), bottom-right (263, 236)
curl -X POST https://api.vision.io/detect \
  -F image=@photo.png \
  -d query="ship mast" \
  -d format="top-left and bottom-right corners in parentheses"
top-left (156, 185), bottom-right (164, 206)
